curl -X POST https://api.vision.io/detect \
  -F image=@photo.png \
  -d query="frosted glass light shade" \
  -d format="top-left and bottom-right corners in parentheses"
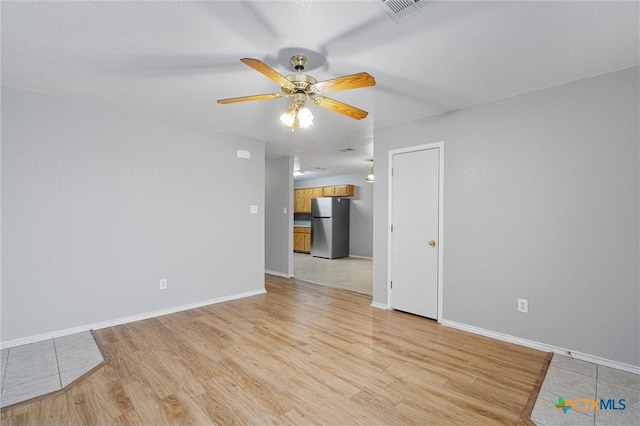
top-left (297, 106), bottom-right (313, 128)
top-left (279, 104), bottom-right (297, 127)
top-left (280, 103), bottom-right (313, 129)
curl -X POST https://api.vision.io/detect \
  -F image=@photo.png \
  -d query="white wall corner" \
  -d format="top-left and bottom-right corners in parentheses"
top-left (370, 301), bottom-right (389, 310)
top-left (265, 270), bottom-right (292, 279)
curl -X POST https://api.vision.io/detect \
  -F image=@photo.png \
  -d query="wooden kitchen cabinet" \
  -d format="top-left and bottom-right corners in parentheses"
top-left (295, 185), bottom-right (355, 213)
top-left (294, 189), bottom-right (304, 213)
top-left (294, 232), bottom-right (305, 252)
top-left (304, 232), bottom-right (311, 252)
top-left (321, 184), bottom-right (355, 197)
top-left (311, 187), bottom-right (324, 199)
top-left (323, 186), bottom-right (336, 196)
top-left (333, 184), bottom-right (355, 197)
top-left (302, 188), bottom-right (313, 213)
top-left (294, 188), bottom-right (316, 213)
top-left (294, 190), bottom-right (303, 213)
top-left (293, 227), bottom-right (311, 253)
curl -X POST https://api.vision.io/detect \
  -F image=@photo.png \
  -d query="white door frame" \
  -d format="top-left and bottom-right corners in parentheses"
top-left (387, 142), bottom-right (444, 322)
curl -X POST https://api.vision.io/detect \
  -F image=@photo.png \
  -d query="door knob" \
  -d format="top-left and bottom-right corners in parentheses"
top-left (429, 240), bottom-right (436, 247)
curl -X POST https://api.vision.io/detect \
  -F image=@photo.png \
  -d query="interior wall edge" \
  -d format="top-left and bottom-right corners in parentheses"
top-left (370, 301), bottom-right (389, 310)
top-left (264, 270), bottom-right (292, 279)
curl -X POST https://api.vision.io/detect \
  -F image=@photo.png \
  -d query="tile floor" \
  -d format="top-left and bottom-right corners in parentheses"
top-left (531, 355), bottom-right (640, 425)
top-left (0, 331), bottom-right (103, 408)
top-left (293, 252), bottom-right (373, 295)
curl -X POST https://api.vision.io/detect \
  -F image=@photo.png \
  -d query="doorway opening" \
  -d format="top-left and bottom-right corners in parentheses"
top-left (292, 179), bottom-right (373, 296)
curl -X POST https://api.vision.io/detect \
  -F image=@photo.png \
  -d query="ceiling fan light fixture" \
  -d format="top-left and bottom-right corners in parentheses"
top-left (218, 56), bottom-right (375, 129)
top-left (279, 104), bottom-right (297, 127)
top-left (297, 105), bottom-right (313, 128)
top-left (365, 160), bottom-right (375, 183)
top-left (280, 101), bottom-right (313, 129)
top-left (365, 172), bottom-right (375, 183)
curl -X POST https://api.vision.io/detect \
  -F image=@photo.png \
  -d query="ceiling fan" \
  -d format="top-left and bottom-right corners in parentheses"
top-left (217, 55), bottom-right (375, 129)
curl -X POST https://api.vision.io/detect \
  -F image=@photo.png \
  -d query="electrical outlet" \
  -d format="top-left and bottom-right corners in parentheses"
top-left (518, 298), bottom-right (528, 313)
top-left (159, 279), bottom-right (167, 290)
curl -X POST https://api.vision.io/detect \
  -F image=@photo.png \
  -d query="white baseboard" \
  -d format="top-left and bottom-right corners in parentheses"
top-left (370, 301), bottom-right (389, 310)
top-left (441, 319), bottom-right (640, 375)
top-left (265, 270), bottom-right (292, 278)
top-left (0, 289), bottom-right (267, 349)
top-left (349, 255), bottom-right (373, 260)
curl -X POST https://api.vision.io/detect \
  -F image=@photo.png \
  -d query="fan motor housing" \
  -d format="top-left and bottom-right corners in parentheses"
top-left (282, 73), bottom-right (317, 96)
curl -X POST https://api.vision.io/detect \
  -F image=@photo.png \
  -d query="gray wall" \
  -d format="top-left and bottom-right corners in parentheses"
top-left (373, 67), bottom-right (639, 367)
top-left (1, 86), bottom-right (266, 343)
top-left (265, 156), bottom-right (293, 276)
top-left (296, 173), bottom-right (373, 258)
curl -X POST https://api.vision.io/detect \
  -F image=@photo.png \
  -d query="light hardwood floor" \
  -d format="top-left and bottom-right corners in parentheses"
top-left (1, 275), bottom-right (550, 425)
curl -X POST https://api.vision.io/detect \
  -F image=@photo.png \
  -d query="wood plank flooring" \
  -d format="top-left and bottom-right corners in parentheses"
top-left (1, 275), bottom-right (550, 424)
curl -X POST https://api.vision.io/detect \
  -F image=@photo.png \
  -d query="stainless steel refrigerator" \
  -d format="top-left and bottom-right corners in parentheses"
top-left (311, 197), bottom-right (350, 259)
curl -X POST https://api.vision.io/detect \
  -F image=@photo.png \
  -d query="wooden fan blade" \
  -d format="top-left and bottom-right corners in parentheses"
top-left (240, 58), bottom-right (294, 89)
top-left (313, 96), bottom-right (369, 120)
top-left (312, 72), bottom-right (376, 94)
top-left (217, 93), bottom-right (282, 104)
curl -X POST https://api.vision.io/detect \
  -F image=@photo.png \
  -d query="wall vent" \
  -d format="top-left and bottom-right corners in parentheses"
top-left (380, 0), bottom-right (425, 22)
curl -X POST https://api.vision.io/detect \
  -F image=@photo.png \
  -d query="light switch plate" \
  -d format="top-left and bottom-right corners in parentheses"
top-left (250, 205), bottom-right (258, 214)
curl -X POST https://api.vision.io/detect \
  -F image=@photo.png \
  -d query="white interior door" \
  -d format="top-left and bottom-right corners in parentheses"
top-left (390, 145), bottom-right (441, 319)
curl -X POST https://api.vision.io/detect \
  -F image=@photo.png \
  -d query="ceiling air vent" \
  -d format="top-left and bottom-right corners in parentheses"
top-left (380, 0), bottom-right (425, 22)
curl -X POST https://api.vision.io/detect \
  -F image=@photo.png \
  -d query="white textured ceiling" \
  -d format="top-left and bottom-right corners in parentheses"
top-left (2, 1), bottom-right (638, 180)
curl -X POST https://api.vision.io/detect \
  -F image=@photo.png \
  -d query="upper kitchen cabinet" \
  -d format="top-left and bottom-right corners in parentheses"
top-left (311, 187), bottom-right (324, 199)
top-left (322, 184), bottom-right (355, 197)
top-left (294, 189), bottom-right (305, 213)
top-left (302, 188), bottom-right (313, 213)
top-left (294, 188), bottom-right (313, 213)
top-left (333, 184), bottom-right (355, 197)
top-left (294, 185), bottom-right (355, 213)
